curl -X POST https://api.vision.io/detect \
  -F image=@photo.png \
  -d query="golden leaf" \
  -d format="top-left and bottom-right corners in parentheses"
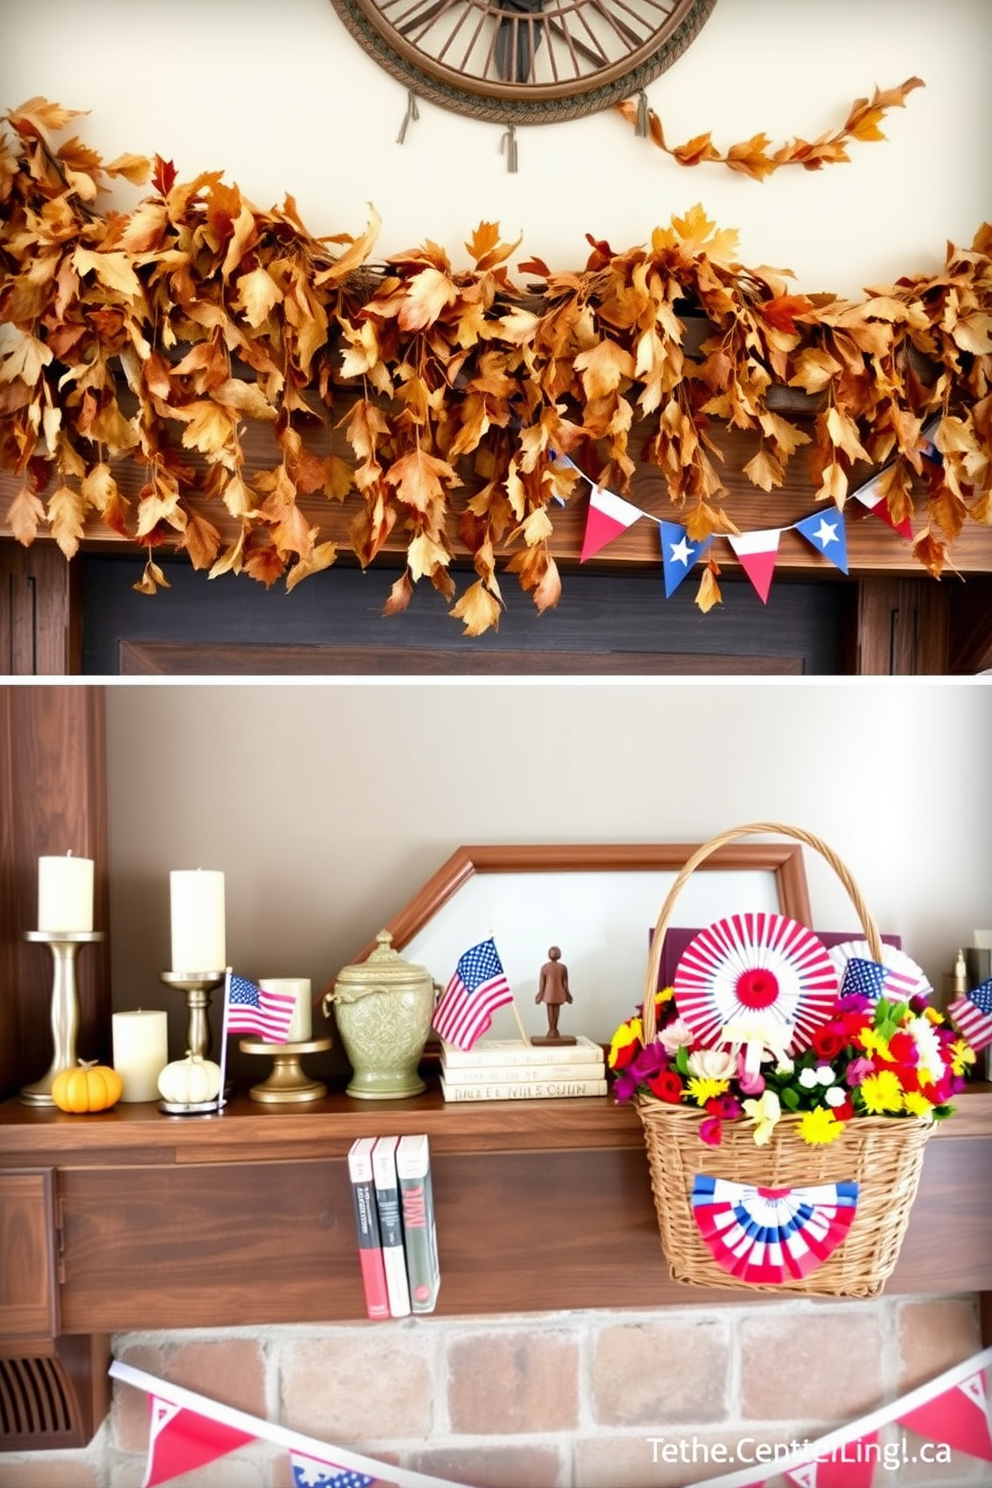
top-left (234, 265), bottom-right (284, 328)
top-left (221, 473), bottom-right (256, 519)
top-left (105, 152), bottom-right (152, 185)
top-left (285, 539), bottom-right (338, 592)
top-left (695, 568), bottom-right (722, 613)
top-left (817, 460), bottom-right (849, 506)
top-left (177, 400), bottom-right (235, 457)
top-left (313, 205), bottom-right (381, 286)
top-left (81, 462), bottom-right (129, 534)
top-left (826, 407), bottom-right (871, 463)
top-left (47, 483), bottom-right (86, 559)
top-left (383, 570), bottom-right (413, 616)
top-left (88, 398), bottom-right (139, 454)
top-left (788, 348), bottom-right (844, 395)
top-left (0, 323), bottom-right (53, 385)
top-left (743, 446), bottom-right (785, 491)
top-left (407, 529), bottom-right (451, 581)
top-left (952, 313), bottom-right (992, 355)
top-left (398, 266), bottom-right (459, 331)
top-left (385, 447), bottom-right (458, 513)
top-left (8, 97), bottom-right (87, 138)
top-left (71, 247), bottom-right (143, 300)
top-left (339, 318), bottom-right (381, 378)
top-left (179, 507), bottom-right (222, 570)
top-left (132, 556), bottom-right (170, 594)
top-left (214, 378), bottom-right (278, 421)
top-left (573, 339), bottom-right (635, 401)
top-left (449, 579), bottom-right (501, 636)
top-left (6, 483), bottom-right (46, 546)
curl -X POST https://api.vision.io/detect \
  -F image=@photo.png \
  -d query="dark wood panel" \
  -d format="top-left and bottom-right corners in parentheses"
top-left (54, 1128), bottom-right (992, 1334)
top-left (0, 687), bottom-right (111, 1098)
top-left (854, 577), bottom-right (951, 674)
top-left (0, 1170), bottom-right (59, 1339)
top-left (0, 543), bottom-right (77, 676)
top-left (81, 557), bottom-right (841, 675)
top-left (120, 641), bottom-right (803, 675)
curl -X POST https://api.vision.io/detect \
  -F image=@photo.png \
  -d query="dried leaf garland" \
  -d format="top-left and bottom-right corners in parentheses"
top-left (616, 77), bottom-right (926, 180)
top-left (1, 100), bottom-right (990, 634)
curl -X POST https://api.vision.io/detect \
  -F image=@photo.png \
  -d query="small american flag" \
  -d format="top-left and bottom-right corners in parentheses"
top-left (290, 1451), bottom-right (380, 1488)
top-left (840, 957), bottom-right (922, 1003)
top-left (225, 973), bottom-right (296, 1041)
top-left (432, 937), bottom-right (512, 1051)
top-left (948, 979), bottom-right (992, 1053)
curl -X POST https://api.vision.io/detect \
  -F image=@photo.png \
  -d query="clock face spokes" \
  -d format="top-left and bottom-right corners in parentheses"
top-left (333, 0), bottom-right (716, 121)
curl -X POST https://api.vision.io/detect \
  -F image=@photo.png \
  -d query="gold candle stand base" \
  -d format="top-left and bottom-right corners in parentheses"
top-left (239, 1037), bottom-right (332, 1104)
top-left (160, 970), bottom-right (225, 1060)
top-left (21, 930), bottom-right (105, 1107)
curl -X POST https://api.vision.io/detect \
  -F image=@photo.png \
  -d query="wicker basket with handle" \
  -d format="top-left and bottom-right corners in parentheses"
top-left (637, 821), bottom-right (935, 1299)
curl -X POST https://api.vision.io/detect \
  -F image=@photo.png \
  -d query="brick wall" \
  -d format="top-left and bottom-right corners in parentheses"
top-left (0, 1296), bottom-right (985, 1488)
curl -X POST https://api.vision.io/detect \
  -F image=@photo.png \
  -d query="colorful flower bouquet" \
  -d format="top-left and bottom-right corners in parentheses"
top-left (610, 982), bottom-right (974, 1147)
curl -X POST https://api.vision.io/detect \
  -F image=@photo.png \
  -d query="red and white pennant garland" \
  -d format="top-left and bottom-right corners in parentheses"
top-left (686, 1345), bottom-right (992, 1488)
top-left (563, 414), bottom-right (941, 606)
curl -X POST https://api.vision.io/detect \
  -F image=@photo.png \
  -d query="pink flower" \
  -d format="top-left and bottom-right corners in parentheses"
top-left (659, 1016), bottom-right (695, 1054)
top-left (736, 1054), bottom-right (766, 1096)
top-left (845, 1056), bottom-right (874, 1087)
top-left (699, 1116), bottom-right (723, 1146)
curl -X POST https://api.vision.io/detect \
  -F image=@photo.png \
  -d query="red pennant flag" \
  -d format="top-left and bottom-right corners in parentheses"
top-left (851, 472), bottom-right (913, 539)
top-left (728, 528), bottom-right (781, 604)
top-left (898, 1370), bottom-right (992, 1462)
top-left (144, 1395), bottom-right (257, 1487)
top-left (579, 485), bottom-right (643, 561)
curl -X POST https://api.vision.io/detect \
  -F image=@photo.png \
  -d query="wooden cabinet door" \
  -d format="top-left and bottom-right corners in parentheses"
top-left (0, 1169), bottom-right (60, 1344)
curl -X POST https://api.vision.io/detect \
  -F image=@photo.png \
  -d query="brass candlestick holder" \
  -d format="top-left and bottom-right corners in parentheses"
top-left (239, 1036), bottom-right (332, 1105)
top-left (160, 970), bottom-right (225, 1059)
top-left (21, 930), bottom-right (105, 1107)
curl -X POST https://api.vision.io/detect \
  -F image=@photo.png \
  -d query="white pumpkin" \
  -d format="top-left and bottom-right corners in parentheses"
top-left (157, 1052), bottom-right (222, 1104)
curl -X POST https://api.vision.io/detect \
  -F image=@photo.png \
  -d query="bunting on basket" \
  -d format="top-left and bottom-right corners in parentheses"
top-left (691, 1176), bottom-right (858, 1284)
top-left (609, 821), bottom-right (975, 1297)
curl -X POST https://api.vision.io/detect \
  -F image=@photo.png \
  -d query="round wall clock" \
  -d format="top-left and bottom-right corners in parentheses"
top-left (327, 0), bottom-right (718, 124)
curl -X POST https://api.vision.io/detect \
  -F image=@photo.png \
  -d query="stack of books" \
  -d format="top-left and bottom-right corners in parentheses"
top-left (438, 1036), bottom-right (608, 1102)
top-left (347, 1133), bottom-right (441, 1320)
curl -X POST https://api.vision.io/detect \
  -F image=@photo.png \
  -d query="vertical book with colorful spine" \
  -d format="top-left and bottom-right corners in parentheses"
top-left (396, 1132), bottom-right (441, 1313)
top-left (371, 1134), bottom-right (412, 1318)
top-left (346, 1136), bottom-right (389, 1321)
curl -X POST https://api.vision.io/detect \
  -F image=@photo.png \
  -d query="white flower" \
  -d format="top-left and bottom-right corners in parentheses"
top-left (687, 1047), bottom-right (737, 1081)
top-left (907, 1015), bottom-right (945, 1085)
top-left (774, 1054), bottom-right (794, 1076)
top-left (825, 1085), bottom-right (847, 1107)
top-left (798, 1066), bottom-right (820, 1089)
top-left (659, 1016), bottom-right (695, 1054)
top-left (816, 1064), bottom-right (836, 1086)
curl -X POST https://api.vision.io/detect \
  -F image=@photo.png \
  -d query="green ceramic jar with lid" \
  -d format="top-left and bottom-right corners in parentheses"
top-left (323, 930), bottom-right (437, 1098)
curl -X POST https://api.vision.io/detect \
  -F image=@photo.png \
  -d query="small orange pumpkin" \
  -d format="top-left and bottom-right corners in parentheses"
top-left (51, 1060), bottom-right (123, 1113)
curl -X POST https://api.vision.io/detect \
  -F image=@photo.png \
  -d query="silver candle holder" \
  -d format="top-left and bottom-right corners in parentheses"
top-left (160, 970), bottom-right (226, 1060)
top-left (21, 930), bottom-right (106, 1107)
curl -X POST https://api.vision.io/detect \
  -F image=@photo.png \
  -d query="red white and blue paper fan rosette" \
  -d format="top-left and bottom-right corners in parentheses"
top-left (691, 1175), bottom-right (859, 1284)
top-left (827, 939), bottom-right (932, 1003)
top-left (673, 912), bottom-right (838, 1054)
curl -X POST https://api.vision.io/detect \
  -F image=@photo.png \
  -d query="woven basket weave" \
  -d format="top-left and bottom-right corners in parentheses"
top-left (637, 821), bottom-right (934, 1299)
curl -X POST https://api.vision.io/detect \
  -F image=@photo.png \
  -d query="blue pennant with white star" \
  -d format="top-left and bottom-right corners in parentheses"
top-left (794, 509), bottom-right (849, 575)
top-left (659, 521), bottom-right (713, 597)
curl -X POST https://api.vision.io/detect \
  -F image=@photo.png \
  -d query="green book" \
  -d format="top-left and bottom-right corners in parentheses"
top-left (396, 1132), bottom-right (440, 1314)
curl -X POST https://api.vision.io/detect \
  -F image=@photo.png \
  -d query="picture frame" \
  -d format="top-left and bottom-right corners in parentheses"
top-left (354, 843), bottom-right (812, 1044)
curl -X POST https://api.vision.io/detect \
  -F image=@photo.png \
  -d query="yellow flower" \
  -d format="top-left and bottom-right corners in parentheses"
top-left (951, 1038), bottom-right (977, 1077)
top-left (799, 1107), bottom-right (844, 1144)
top-left (903, 1091), bottom-right (935, 1118)
top-left (742, 1089), bottom-right (781, 1146)
top-left (859, 1068), bottom-right (904, 1114)
top-left (656, 986), bottom-right (676, 1006)
top-left (923, 1006), bottom-right (942, 1025)
top-left (608, 1016), bottom-right (642, 1069)
top-left (686, 1076), bottom-right (730, 1106)
top-left (858, 1028), bottom-right (891, 1060)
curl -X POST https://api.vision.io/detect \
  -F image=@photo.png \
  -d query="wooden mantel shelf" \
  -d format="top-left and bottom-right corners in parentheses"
top-left (2, 1081), bottom-right (991, 1337)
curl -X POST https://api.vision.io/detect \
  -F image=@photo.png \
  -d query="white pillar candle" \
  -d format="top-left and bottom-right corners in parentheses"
top-left (258, 978), bottom-right (312, 1043)
top-left (38, 853), bottom-right (94, 933)
top-left (112, 1010), bottom-right (169, 1102)
top-left (170, 870), bottom-right (226, 971)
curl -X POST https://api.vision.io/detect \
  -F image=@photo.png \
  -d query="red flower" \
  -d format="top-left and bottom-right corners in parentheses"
top-left (647, 1069), bottom-right (684, 1105)
top-left (812, 1026), bottom-right (845, 1060)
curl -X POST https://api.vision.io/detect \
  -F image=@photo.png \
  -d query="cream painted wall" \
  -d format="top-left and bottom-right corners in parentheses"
top-left (104, 681), bottom-right (991, 1061)
top-left (3, 0), bottom-right (989, 297)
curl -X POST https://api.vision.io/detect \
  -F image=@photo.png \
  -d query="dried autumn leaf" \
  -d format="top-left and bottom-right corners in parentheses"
top-left (398, 266), bottom-right (459, 331)
top-left (449, 579), bottom-right (501, 636)
top-left (8, 97), bottom-right (88, 139)
top-left (0, 323), bottom-right (53, 385)
top-left (383, 570), bottom-right (413, 616)
top-left (407, 529), bottom-right (451, 582)
top-left (573, 339), bottom-right (634, 401)
top-left (234, 265), bottom-right (284, 328)
top-left (71, 247), bottom-right (143, 300)
top-left (6, 483), bottom-right (46, 545)
top-left (695, 567), bottom-right (722, 613)
top-left (132, 555), bottom-right (170, 594)
top-left (385, 447), bottom-right (458, 513)
top-left (285, 539), bottom-right (338, 592)
top-left (743, 446), bottom-right (786, 491)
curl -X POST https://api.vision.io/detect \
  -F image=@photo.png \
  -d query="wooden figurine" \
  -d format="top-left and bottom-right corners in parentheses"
top-left (533, 945), bottom-right (577, 1045)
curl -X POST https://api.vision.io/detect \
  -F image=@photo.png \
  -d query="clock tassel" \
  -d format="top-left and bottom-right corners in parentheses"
top-left (636, 91), bottom-right (650, 138)
top-left (396, 91), bottom-right (420, 145)
top-left (500, 123), bottom-right (518, 174)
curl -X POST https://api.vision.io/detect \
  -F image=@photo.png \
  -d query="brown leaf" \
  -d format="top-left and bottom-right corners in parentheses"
top-left (448, 579), bottom-right (501, 636)
top-left (285, 539), bottom-right (338, 592)
top-left (132, 555), bottom-right (170, 594)
top-left (6, 483), bottom-right (46, 545)
top-left (179, 506), bottom-right (222, 570)
top-left (385, 447), bottom-right (458, 513)
top-left (383, 570), bottom-right (414, 616)
top-left (398, 266), bottom-right (459, 331)
top-left (695, 567), bottom-right (722, 613)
